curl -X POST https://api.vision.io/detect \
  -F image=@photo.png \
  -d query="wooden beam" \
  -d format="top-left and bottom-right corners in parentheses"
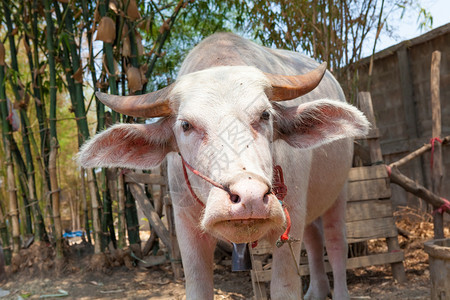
top-left (124, 173), bottom-right (166, 185)
top-left (389, 135), bottom-right (450, 168)
top-left (128, 182), bottom-right (172, 251)
top-left (251, 251), bottom-right (405, 279)
top-left (348, 165), bottom-right (389, 182)
top-left (389, 165), bottom-right (449, 213)
top-left (430, 50), bottom-right (444, 239)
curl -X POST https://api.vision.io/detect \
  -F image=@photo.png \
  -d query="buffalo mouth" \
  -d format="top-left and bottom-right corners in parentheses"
top-left (210, 218), bottom-right (280, 244)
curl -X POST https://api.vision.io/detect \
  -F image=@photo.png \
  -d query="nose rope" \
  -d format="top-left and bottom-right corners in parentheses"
top-left (179, 153), bottom-right (292, 242)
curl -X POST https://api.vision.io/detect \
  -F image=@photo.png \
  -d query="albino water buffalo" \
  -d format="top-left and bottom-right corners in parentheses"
top-left (78, 33), bottom-right (369, 299)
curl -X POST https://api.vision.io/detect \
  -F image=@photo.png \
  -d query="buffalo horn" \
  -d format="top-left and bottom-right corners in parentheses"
top-left (266, 62), bottom-right (327, 101)
top-left (95, 85), bottom-right (173, 118)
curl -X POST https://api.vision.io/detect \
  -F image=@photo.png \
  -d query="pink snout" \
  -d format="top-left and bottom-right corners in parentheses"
top-left (201, 175), bottom-right (286, 243)
top-left (228, 178), bottom-right (271, 219)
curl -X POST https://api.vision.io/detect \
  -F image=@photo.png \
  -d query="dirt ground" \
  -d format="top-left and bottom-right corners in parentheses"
top-left (0, 212), bottom-right (447, 300)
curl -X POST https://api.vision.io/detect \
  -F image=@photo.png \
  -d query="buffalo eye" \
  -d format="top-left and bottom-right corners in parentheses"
top-left (181, 121), bottom-right (192, 132)
top-left (261, 110), bottom-right (270, 121)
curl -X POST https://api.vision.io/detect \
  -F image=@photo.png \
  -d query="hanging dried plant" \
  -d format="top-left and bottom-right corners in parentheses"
top-left (126, 67), bottom-right (142, 93)
top-left (126, 0), bottom-right (141, 21)
top-left (94, 8), bottom-right (100, 23)
top-left (121, 23), bottom-right (129, 40)
top-left (135, 33), bottom-right (144, 56)
top-left (72, 67), bottom-right (83, 83)
top-left (122, 36), bottom-right (131, 57)
top-left (23, 39), bottom-right (31, 54)
top-left (0, 42), bottom-right (5, 66)
top-left (139, 64), bottom-right (148, 85)
top-left (96, 16), bottom-right (116, 44)
top-left (109, 0), bottom-right (119, 14)
top-left (159, 19), bottom-right (170, 34)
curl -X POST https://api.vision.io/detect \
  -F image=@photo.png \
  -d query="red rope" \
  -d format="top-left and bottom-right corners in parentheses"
top-left (180, 155), bottom-right (226, 191)
top-left (430, 137), bottom-right (443, 170)
top-left (386, 165), bottom-right (392, 177)
top-left (433, 198), bottom-right (450, 215)
top-left (181, 158), bottom-right (205, 208)
top-left (179, 154), bottom-right (291, 243)
top-left (272, 165), bottom-right (290, 241)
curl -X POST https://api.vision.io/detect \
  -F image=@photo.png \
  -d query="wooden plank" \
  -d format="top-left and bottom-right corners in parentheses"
top-left (348, 178), bottom-right (391, 201)
top-left (251, 269), bottom-right (272, 283)
top-left (128, 183), bottom-right (172, 251)
top-left (346, 217), bottom-right (398, 242)
top-left (254, 252), bottom-right (405, 280)
top-left (299, 251), bottom-right (405, 276)
top-left (124, 173), bottom-right (166, 185)
top-left (397, 48), bottom-right (419, 140)
top-left (346, 200), bottom-right (394, 222)
top-left (365, 128), bottom-right (380, 139)
top-left (250, 260), bottom-right (268, 299)
top-left (348, 165), bottom-right (388, 182)
top-left (250, 239), bottom-right (273, 255)
top-left (358, 92), bottom-right (383, 164)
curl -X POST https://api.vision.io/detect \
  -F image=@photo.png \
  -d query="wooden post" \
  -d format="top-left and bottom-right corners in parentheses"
top-left (358, 92), bottom-right (406, 283)
top-left (430, 50), bottom-right (444, 239)
top-left (161, 162), bottom-right (183, 280)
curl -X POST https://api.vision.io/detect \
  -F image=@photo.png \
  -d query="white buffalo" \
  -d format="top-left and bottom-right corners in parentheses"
top-left (79, 33), bottom-right (369, 299)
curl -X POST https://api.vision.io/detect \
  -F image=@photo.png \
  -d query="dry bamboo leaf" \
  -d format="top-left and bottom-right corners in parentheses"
top-left (158, 19), bottom-right (170, 34)
top-left (109, 0), bottom-right (119, 14)
top-left (39, 63), bottom-right (47, 75)
top-left (122, 36), bottom-right (131, 57)
top-left (23, 38), bottom-right (31, 54)
top-left (135, 34), bottom-right (144, 56)
top-left (0, 43), bottom-right (5, 66)
top-left (126, 67), bottom-right (142, 93)
top-left (57, 0), bottom-right (69, 3)
top-left (121, 23), bottom-right (129, 40)
top-left (72, 67), bottom-right (83, 83)
top-left (74, 9), bottom-right (82, 19)
top-left (126, 0), bottom-right (141, 21)
top-left (96, 16), bottom-right (116, 44)
top-left (11, 28), bottom-right (19, 36)
top-left (139, 64), bottom-right (148, 85)
top-left (94, 8), bottom-right (100, 23)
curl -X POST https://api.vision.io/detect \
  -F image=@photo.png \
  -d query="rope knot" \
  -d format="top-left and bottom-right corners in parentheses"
top-left (430, 137), bottom-right (443, 170)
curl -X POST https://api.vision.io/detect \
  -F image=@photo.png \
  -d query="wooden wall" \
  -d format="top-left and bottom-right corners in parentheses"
top-left (350, 23), bottom-right (450, 211)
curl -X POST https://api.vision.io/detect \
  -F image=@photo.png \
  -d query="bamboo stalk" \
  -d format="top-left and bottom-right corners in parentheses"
top-left (3, 0), bottom-right (36, 236)
top-left (31, 0), bottom-right (51, 190)
top-left (87, 169), bottom-right (102, 254)
top-left (430, 50), bottom-right (444, 239)
top-left (80, 168), bottom-right (91, 243)
top-left (49, 138), bottom-right (63, 258)
top-left (0, 58), bottom-right (20, 254)
top-left (43, 0), bottom-right (63, 257)
top-left (0, 205), bottom-right (11, 265)
top-left (117, 170), bottom-right (126, 248)
top-left (145, 0), bottom-right (186, 81)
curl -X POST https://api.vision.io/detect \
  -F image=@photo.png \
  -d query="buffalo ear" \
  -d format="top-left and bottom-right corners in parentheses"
top-left (78, 118), bottom-right (176, 169)
top-left (274, 99), bottom-right (370, 149)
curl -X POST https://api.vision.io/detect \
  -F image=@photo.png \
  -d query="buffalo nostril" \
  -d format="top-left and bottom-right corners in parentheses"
top-left (230, 193), bottom-right (241, 204)
top-left (263, 191), bottom-right (271, 204)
